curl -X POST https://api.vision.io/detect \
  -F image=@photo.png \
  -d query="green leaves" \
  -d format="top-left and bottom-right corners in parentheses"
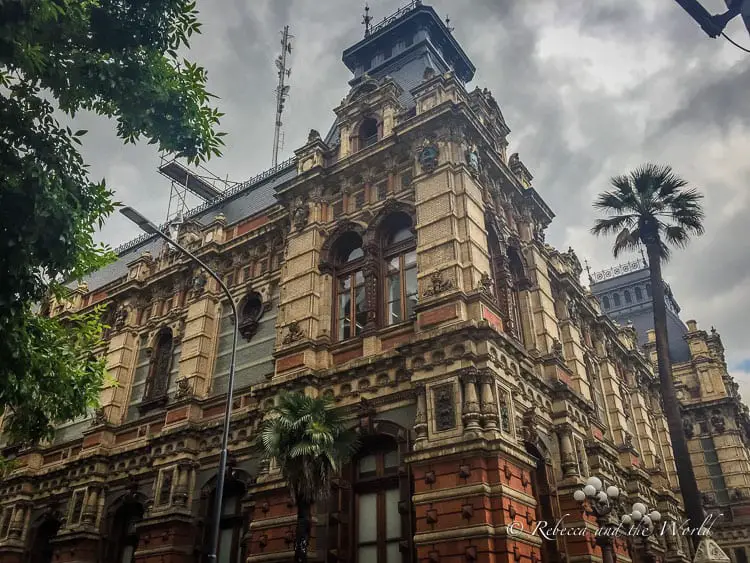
top-left (0, 0), bottom-right (224, 444)
top-left (258, 393), bottom-right (359, 504)
top-left (591, 164), bottom-right (705, 263)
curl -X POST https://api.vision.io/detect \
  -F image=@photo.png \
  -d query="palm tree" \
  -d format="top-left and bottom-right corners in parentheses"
top-left (259, 392), bottom-right (358, 563)
top-left (591, 163), bottom-right (706, 538)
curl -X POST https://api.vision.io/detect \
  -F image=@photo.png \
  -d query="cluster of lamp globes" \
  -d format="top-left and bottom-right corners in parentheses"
top-left (574, 476), bottom-right (662, 529)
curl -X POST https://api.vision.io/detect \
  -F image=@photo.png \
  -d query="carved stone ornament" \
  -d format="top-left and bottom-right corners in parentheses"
top-left (114, 305), bottom-right (129, 331)
top-left (711, 413), bottom-right (726, 433)
top-left (190, 273), bottom-right (207, 299)
top-left (292, 197), bottom-right (309, 231)
top-left (465, 143), bottom-right (481, 174)
top-left (478, 273), bottom-right (494, 297)
top-left (175, 378), bottom-right (193, 400)
top-left (551, 338), bottom-right (564, 359)
top-left (683, 418), bottom-right (694, 439)
top-left (90, 407), bottom-right (107, 427)
top-left (423, 270), bottom-right (453, 298)
top-left (417, 139), bottom-right (440, 173)
top-left (282, 321), bottom-right (305, 345)
top-left (433, 383), bottom-right (456, 431)
top-left (693, 537), bottom-right (731, 563)
top-left (307, 129), bottom-right (321, 143)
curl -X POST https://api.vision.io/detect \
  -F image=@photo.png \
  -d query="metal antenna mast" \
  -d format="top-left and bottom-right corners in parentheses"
top-left (272, 26), bottom-right (293, 168)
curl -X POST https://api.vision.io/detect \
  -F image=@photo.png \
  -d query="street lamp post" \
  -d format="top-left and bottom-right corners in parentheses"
top-left (573, 476), bottom-right (662, 563)
top-left (120, 207), bottom-right (238, 562)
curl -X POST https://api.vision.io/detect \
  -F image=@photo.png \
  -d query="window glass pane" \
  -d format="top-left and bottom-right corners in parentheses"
top-left (390, 228), bottom-right (414, 244)
top-left (404, 250), bottom-right (416, 267)
top-left (388, 274), bottom-right (401, 326)
top-left (355, 285), bottom-right (366, 336)
top-left (357, 493), bottom-right (378, 542)
top-left (358, 545), bottom-right (378, 563)
top-left (218, 527), bottom-right (234, 563)
top-left (387, 541), bottom-right (401, 562)
top-left (385, 488), bottom-right (401, 539)
top-left (222, 495), bottom-right (237, 516)
top-left (120, 544), bottom-right (135, 563)
top-left (347, 248), bottom-right (364, 262)
top-left (355, 270), bottom-right (365, 286)
top-left (358, 455), bottom-right (377, 477)
top-left (384, 449), bottom-right (399, 469)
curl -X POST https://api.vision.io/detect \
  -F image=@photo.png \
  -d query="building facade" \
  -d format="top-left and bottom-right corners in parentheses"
top-left (591, 266), bottom-right (750, 562)
top-left (0, 3), bottom-right (705, 563)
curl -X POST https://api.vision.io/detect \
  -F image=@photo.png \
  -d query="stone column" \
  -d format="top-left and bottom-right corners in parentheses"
top-left (414, 384), bottom-right (428, 448)
top-left (362, 241), bottom-right (380, 335)
top-left (172, 463), bottom-right (192, 507)
top-left (81, 487), bottom-right (99, 526)
top-left (7, 504), bottom-right (26, 539)
top-left (558, 425), bottom-right (579, 478)
top-left (479, 371), bottom-right (499, 434)
top-left (461, 368), bottom-right (482, 439)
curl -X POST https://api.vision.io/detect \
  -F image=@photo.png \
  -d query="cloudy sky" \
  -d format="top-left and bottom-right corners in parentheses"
top-left (72, 0), bottom-right (750, 395)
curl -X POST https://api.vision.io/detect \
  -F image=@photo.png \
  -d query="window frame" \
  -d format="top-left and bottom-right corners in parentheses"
top-left (381, 228), bottom-right (417, 328)
top-left (333, 241), bottom-right (367, 342)
top-left (352, 444), bottom-right (402, 563)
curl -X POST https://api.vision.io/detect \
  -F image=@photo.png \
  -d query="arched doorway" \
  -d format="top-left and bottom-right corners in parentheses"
top-left (104, 498), bottom-right (145, 563)
top-left (525, 442), bottom-right (560, 563)
top-left (27, 514), bottom-right (61, 563)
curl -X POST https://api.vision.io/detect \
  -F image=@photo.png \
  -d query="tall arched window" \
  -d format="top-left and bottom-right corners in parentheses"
top-left (29, 516), bottom-right (60, 563)
top-left (333, 233), bottom-right (367, 341)
top-left (382, 215), bottom-right (417, 326)
top-left (635, 286), bottom-right (643, 301)
top-left (107, 500), bottom-right (144, 563)
top-left (602, 296), bottom-right (610, 310)
top-left (645, 283), bottom-right (652, 298)
top-left (612, 293), bottom-right (621, 307)
top-left (352, 439), bottom-right (402, 562)
top-left (202, 478), bottom-right (247, 563)
top-left (144, 329), bottom-right (173, 403)
top-left (358, 117), bottom-right (379, 150)
top-left (507, 247), bottom-right (526, 344)
top-left (624, 290), bottom-right (632, 304)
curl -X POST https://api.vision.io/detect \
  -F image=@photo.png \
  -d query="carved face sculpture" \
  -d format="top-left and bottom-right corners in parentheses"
top-left (418, 141), bottom-right (439, 173)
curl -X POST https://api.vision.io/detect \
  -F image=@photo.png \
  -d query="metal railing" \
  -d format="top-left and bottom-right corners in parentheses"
top-left (113, 157), bottom-right (297, 255)
top-left (369, 0), bottom-right (422, 36)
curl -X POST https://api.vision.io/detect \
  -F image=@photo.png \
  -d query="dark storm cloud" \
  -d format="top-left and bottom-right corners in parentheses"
top-left (71, 0), bottom-right (750, 393)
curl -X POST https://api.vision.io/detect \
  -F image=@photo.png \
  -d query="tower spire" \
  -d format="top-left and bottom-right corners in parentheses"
top-left (272, 25), bottom-right (293, 168)
top-left (362, 3), bottom-right (372, 37)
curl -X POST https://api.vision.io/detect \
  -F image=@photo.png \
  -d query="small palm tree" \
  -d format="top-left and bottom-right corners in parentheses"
top-left (592, 163), bottom-right (705, 537)
top-left (259, 392), bottom-right (358, 563)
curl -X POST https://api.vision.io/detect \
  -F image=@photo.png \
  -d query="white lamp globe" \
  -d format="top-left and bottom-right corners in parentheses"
top-left (583, 484), bottom-right (597, 497)
top-left (621, 514), bottom-right (633, 526)
top-left (586, 476), bottom-right (603, 492)
top-left (573, 490), bottom-right (586, 502)
top-left (649, 511), bottom-right (662, 522)
top-left (632, 510), bottom-right (643, 521)
top-left (606, 486), bottom-right (620, 499)
top-left (597, 491), bottom-right (609, 503)
top-left (632, 502), bottom-right (647, 515)
top-left (642, 515), bottom-right (652, 526)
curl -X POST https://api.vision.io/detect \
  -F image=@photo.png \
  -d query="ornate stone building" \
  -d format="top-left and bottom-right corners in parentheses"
top-left (0, 3), bottom-right (702, 563)
top-left (591, 267), bottom-right (750, 563)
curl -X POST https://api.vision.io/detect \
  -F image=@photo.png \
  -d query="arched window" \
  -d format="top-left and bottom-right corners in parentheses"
top-left (203, 479), bottom-right (246, 563)
top-left (612, 293), bottom-right (621, 307)
top-left (382, 215), bottom-right (417, 326)
top-left (635, 286), bottom-right (643, 301)
top-left (602, 296), bottom-right (610, 310)
top-left (28, 516), bottom-right (60, 563)
top-left (106, 500), bottom-right (144, 563)
top-left (507, 247), bottom-right (526, 344)
top-left (624, 290), bottom-right (632, 304)
top-left (358, 117), bottom-right (379, 150)
top-left (487, 233), bottom-right (525, 343)
top-left (144, 329), bottom-right (173, 403)
top-left (333, 233), bottom-right (367, 341)
top-left (352, 439), bottom-right (402, 562)
top-left (238, 292), bottom-right (264, 341)
top-left (645, 283), bottom-right (652, 298)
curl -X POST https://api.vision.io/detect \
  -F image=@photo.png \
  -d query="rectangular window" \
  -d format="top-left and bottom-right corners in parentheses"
top-left (400, 171), bottom-right (412, 190)
top-left (259, 259), bottom-right (268, 275)
top-left (333, 199), bottom-right (344, 217)
top-left (158, 469), bottom-right (174, 506)
top-left (225, 273), bottom-right (234, 287)
top-left (0, 508), bottom-right (11, 538)
top-left (735, 549), bottom-right (749, 563)
top-left (70, 489), bottom-right (85, 524)
top-left (354, 191), bottom-right (365, 210)
top-left (337, 271), bottom-right (366, 340)
top-left (376, 181), bottom-right (388, 201)
top-left (700, 437), bottom-right (729, 504)
top-left (386, 250), bottom-right (417, 326)
top-left (243, 265), bottom-right (252, 282)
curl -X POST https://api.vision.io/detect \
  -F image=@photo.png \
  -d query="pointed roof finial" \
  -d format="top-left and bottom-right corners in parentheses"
top-left (445, 15), bottom-right (454, 33)
top-left (584, 259), bottom-right (593, 284)
top-left (362, 3), bottom-right (373, 37)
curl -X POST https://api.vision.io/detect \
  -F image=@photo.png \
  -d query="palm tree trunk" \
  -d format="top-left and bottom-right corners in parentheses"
top-left (646, 243), bottom-right (703, 546)
top-left (294, 500), bottom-right (311, 563)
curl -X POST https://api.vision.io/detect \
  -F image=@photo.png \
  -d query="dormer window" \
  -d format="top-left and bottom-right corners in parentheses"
top-left (358, 117), bottom-right (379, 150)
